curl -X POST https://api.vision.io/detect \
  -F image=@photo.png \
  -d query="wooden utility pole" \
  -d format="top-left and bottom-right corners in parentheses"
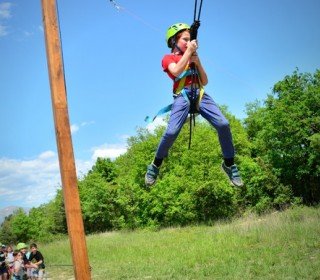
top-left (41, 0), bottom-right (91, 279)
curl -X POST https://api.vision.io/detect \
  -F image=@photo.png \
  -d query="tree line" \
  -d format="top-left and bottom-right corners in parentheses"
top-left (1, 69), bottom-right (319, 244)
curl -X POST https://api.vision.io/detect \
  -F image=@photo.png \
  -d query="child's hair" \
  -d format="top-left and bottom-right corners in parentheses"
top-left (30, 243), bottom-right (37, 249)
top-left (171, 29), bottom-right (190, 52)
top-left (13, 250), bottom-right (20, 257)
top-left (175, 29), bottom-right (189, 41)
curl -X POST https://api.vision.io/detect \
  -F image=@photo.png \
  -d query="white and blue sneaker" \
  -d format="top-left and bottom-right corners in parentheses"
top-left (221, 162), bottom-right (243, 187)
top-left (145, 164), bottom-right (159, 187)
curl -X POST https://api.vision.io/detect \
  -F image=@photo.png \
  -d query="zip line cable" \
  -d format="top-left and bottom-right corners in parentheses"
top-left (108, 0), bottom-right (161, 33)
top-left (109, 0), bottom-right (121, 11)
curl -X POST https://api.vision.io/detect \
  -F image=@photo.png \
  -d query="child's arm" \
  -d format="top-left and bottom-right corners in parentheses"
top-left (168, 40), bottom-right (198, 77)
top-left (190, 53), bottom-right (208, 86)
top-left (33, 259), bottom-right (43, 268)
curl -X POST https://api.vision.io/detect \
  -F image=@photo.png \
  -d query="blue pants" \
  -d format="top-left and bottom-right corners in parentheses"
top-left (155, 91), bottom-right (235, 159)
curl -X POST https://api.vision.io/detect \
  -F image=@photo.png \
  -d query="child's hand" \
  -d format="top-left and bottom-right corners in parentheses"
top-left (187, 39), bottom-right (198, 54)
top-left (32, 263), bottom-right (38, 269)
top-left (189, 52), bottom-right (200, 65)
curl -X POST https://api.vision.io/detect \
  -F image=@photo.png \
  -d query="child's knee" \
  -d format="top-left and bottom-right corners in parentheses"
top-left (217, 118), bottom-right (230, 130)
top-left (165, 126), bottom-right (180, 138)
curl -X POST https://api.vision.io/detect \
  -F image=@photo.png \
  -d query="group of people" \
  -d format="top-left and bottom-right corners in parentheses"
top-left (0, 243), bottom-right (45, 280)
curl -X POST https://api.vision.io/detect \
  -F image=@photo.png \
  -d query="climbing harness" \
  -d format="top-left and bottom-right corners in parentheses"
top-left (145, 0), bottom-right (204, 149)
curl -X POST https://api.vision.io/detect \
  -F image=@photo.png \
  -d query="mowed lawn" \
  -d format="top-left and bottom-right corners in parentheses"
top-left (41, 206), bottom-right (320, 279)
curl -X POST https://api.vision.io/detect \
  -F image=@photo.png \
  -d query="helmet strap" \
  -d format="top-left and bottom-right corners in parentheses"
top-left (174, 43), bottom-right (183, 54)
top-left (172, 38), bottom-right (183, 54)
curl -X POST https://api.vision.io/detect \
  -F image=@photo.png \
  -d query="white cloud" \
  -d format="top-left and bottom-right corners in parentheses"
top-left (80, 121), bottom-right (95, 126)
top-left (75, 158), bottom-right (94, 178)
top-left (0, 25), bottom-right (7, 36)
top-left (91, 143), bottom-right (127, 161)
top-left (146, 117), bottom-right (167, 133)
top-left (0, 151), bottom-right (61, 208)
top-left (0, 2), bottom-right (12, 19)
top-left (38, 150), bottom-right (55, 159)
top-left (0, 2), bottom-right (12, 37)
top-left (23, 30), bottom-right (33, 37)
top-left (71, 121), bottom-right (94, 134)
top-left (0, 138), bottom-right (129, 208)
top-left (70, 124), bottom-right (79, 134)
top-left (0, 151), bottom-right (95, 208)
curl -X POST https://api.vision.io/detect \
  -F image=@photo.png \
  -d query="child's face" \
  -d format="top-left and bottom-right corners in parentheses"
top-left (177, 31), bottom-right (190, 52)
top-left (31, 246), bottom-right (37, 253)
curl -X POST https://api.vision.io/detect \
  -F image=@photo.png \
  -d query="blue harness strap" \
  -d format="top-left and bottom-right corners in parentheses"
top-left (144, 88), bottom-right (202, 124)
top-left (144, 103), bottom-right (173, 124)
top-left (145, 67), bottom-right (204, 124)
top-left (174, 69), bottom-right (193, 82)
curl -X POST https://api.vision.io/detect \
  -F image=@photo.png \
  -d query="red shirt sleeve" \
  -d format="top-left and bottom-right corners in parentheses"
top-left (161, 54), bottom-right (177, 81)
top-left (161, 53), bottom-right (195, 93)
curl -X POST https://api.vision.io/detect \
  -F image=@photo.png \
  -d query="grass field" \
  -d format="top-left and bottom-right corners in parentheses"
top-left (41, 206), bottom-right (320, 279)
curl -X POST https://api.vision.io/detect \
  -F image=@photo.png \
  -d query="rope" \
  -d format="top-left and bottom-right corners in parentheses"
top-left (46, 264), bottom-right (74, 267)
top-left (194, 0), bottom-right (204, 22)
top-left (108, 0), bottom-right (161, 33)
top-left (187, 0), bottom-right (204, 149)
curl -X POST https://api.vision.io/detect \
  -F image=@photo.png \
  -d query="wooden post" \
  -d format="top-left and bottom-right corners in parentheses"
top-left (41, 1), bottom-right (91, 279)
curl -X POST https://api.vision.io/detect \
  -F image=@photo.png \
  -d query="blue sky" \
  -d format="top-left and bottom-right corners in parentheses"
top-left (1, 0), bottom-right (319, 209)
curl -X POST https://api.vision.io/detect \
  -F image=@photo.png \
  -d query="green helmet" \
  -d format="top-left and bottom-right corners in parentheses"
top-left (16, 242), bottom-right (28, 251)
top-left (166, 23), bottom-right (190, 48)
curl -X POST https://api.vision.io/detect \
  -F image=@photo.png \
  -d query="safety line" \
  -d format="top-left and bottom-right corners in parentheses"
top-left (108, 0), bottom-right (161, 33)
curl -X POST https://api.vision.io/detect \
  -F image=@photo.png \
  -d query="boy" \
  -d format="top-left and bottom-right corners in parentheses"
top-left (28, 243), bottom-right (45, 280)
top-left (145, 23), bottom-right (243, 187)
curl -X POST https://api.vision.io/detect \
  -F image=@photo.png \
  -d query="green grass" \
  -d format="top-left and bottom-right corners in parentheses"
top-left (41, 206), bottom-right (320, 279)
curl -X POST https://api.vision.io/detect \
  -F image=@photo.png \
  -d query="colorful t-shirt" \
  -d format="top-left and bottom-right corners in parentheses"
top-left (162, 53), bottom-right (199, 93)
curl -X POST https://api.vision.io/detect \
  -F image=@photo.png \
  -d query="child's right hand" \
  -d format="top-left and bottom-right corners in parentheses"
top-left (187, 39), bottom-right (198, 54)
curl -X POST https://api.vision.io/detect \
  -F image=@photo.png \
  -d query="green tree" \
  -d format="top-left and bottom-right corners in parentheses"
top-left (10, 209), bottom-right (32, 243)
top-left (27, 192), bottom-right (67, 242)
top-left (89, 157), bottom-right (117, 182)
top-left (245, 69), bottom-right (320, 203)
top-left (0, 190), bottom-right (67, 243)
top-left (0, 214), bottom-right (15, 244)
top-left (79, 170), bottom-right (124, 233)
top-left (112, 108), bottom-right (287, 228)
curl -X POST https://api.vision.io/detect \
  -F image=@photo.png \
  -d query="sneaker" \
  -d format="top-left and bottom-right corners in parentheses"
top-left (145, 164), bottom-right (159, 187)
top-left (221, 162), bottom-right (243, 187)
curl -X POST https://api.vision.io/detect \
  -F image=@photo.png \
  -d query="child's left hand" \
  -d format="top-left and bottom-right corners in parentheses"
top-left (189, 52), bottom-right (200, 65)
